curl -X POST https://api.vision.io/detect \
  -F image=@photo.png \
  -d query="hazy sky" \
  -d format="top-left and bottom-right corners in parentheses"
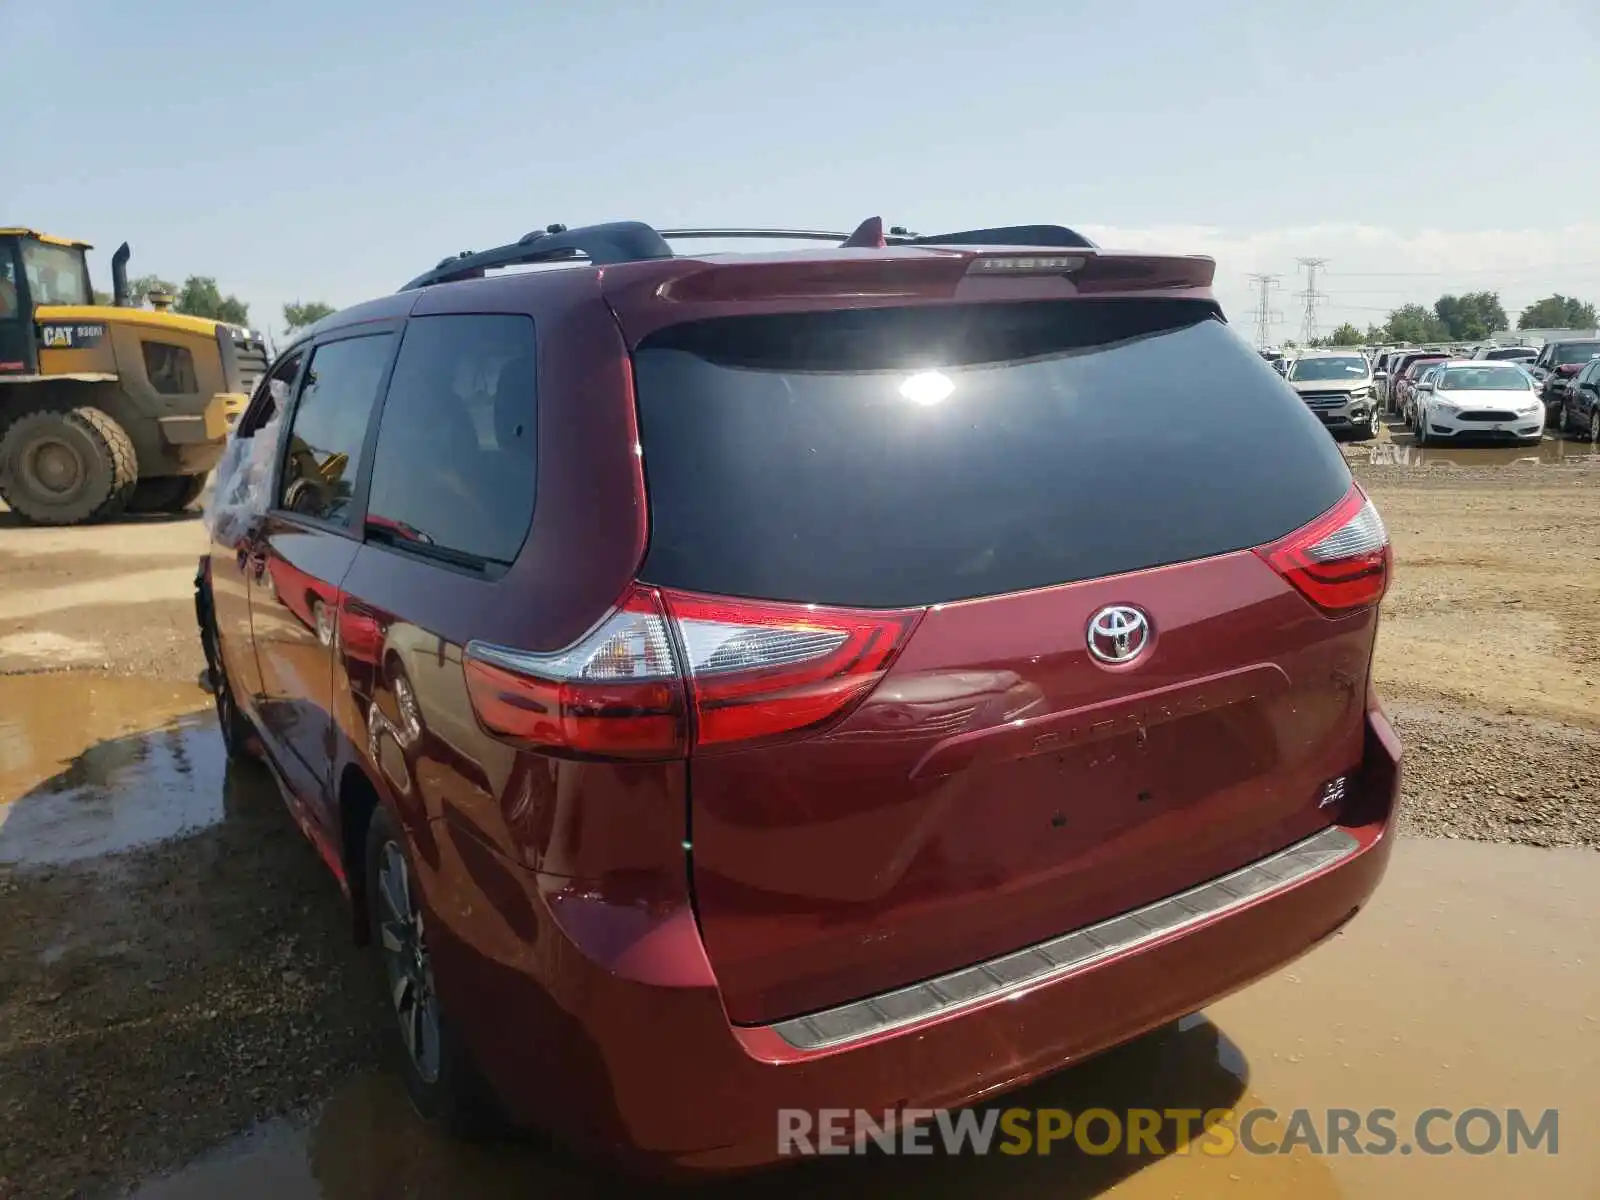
top-left (5, 0), bottom-right (1598, 345)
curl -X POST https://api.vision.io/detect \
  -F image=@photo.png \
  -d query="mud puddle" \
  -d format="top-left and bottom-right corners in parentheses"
top-left (1353, 434), bottom-right (1598, 468)
top-left (0, 674), bottom-right (216, 865)
top-left (132, 836), bottom-right (1600, 1200)
top-left (0, 674), bottom-right (383, 1200)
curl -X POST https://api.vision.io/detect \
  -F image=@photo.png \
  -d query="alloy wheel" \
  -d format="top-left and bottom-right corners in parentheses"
top-left (377, 840), bottom-right (442, 1084)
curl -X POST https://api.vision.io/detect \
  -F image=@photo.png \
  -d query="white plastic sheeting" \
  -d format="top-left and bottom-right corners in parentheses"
top-left (202, 393), bottom-right (284, 545)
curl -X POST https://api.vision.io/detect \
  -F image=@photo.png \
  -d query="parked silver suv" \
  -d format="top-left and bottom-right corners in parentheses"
top-left (1284, 351), bottom-right (1380, 440)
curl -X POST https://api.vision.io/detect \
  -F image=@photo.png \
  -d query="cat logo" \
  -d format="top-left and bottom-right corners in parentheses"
top-left (39, 322), bottom-right (107, 350)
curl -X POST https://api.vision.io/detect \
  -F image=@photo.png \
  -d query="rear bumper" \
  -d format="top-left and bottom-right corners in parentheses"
top-left (423, 707), bottom-right (1402, 1176)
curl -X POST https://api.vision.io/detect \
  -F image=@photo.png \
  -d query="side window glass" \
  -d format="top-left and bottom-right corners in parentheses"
top-left (240, 349), bottom-right (303, 437)
top-left (142, 342), bottom-right (198, 395)
top-left (365, 314), bottom-right (536, 564)
top-left (0, 254), bottom-right (17, 319)
top-left (278, 334), bottom-right (393, 525)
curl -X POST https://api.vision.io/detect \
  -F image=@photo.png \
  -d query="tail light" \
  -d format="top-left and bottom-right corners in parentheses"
top-left (464, 585), bottom-right (920, 759)
top-left (1255, 484), bottom-right (1391, 614)
top-left (662, 591), bottom-right (919, 749)
top-left (463, 585), bottom-right (687, 759)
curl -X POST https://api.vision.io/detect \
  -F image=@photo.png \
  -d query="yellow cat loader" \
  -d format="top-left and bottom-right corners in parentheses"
top-left (0, 228), bottom-right (265, 524)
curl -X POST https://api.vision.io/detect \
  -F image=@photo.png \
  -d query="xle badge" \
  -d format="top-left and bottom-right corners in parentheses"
top-left (1318, 776), bottom-right (1348, 809)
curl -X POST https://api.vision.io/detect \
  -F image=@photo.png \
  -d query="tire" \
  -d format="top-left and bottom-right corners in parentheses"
top-left (1353, 408), bottom-right (1381, 442)
top-left (1414, 415), bottom-right (1428, 447)
top-left (198, 584), bottom-right (254, 760)
top-left (0, 406), bottom-right (137, 525)
top-left (128, 474), bottom-right (207, 514)
top-left (365, 804), bottom-right (501, 1136)
top-left (1590, 409), bottom-right (1600, 444)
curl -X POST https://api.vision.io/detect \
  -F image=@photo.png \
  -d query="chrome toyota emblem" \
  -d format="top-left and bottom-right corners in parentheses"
top-left (1086, 605), bottom-right (1152, 664)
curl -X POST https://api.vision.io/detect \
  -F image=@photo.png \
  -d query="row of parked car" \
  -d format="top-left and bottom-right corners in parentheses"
top-left (1272, 339), bottom-right (1600, 445)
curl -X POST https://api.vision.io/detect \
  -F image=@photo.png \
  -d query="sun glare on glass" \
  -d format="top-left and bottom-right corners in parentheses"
top-left (899, 370), bottom-right (954, 406)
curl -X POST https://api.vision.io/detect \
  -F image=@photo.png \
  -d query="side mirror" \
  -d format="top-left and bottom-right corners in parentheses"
top-left (1418, 382), bottom-right (1434, 393)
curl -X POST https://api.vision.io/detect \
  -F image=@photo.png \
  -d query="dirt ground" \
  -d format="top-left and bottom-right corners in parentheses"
top-left (0, 435), bottom-right (1597, 1197)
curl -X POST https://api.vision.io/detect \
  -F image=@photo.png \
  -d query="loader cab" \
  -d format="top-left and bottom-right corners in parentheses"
top-left (0, 233), bottom-right (39, 376)
top-left (0, 230), bottom-right (96, 377)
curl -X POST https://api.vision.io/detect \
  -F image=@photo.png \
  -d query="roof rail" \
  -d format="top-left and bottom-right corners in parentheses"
top-left (401, 217), bottom-right (1098, 290)
top-left (401, 221), bottom-right (674, 291)
top-left (654, 223), bottom-right (1097, 250)
top-left (657, 227), bottom-right (860, 244)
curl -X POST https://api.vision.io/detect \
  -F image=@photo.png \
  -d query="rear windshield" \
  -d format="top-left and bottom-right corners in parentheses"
top-left (632, 300), bottom-right (1351, 608)
top-left (1484, 347), bottom-right (1535, 361)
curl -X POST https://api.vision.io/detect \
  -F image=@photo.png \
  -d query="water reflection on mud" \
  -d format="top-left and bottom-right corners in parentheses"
top-left (1356, 434), bottom-right (1598, 469)
top-left (0, 675), bottom-right (216, 865)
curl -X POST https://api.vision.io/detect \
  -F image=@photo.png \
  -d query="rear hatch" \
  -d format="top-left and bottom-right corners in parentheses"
top-left (626, 288), bottom-right (1384, 1027)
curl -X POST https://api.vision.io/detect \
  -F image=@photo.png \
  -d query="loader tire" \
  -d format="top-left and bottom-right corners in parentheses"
top-left (0, 406), bottom-right (138, 526)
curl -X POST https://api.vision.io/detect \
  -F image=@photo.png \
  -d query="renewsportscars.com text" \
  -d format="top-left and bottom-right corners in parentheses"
top-left (777, 1106), bottom-right (1559, 1158)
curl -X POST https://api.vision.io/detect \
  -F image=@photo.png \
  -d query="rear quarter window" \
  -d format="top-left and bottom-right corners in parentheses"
top-left (633, 299), bottom-right (1352, 607)
top-left (364, 314), bottom-right (537, 565)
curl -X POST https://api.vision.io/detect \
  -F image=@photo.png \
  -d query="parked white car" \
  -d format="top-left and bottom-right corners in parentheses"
top-left (1413, 361), bottom-right (1545, 446)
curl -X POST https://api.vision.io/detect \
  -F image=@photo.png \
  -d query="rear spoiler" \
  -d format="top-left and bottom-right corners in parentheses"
top-left (604, 248), bottom-right (1220, 342)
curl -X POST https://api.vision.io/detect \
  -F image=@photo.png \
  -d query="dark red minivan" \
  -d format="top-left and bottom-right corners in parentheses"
top-left (196, 219), bottom-right (1401, 1173)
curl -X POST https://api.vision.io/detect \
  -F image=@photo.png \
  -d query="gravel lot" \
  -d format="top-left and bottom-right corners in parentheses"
top-left (0, 433), bottom-right (1596, 1197)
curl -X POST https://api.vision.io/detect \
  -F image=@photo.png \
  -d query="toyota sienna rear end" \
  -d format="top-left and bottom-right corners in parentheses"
top-left (225, 224), bottom-right (1401, 1175)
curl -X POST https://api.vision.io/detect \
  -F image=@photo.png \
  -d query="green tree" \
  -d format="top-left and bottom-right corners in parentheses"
top-left (1363, 324), bottom-right (1386, 342)
top-left (175, 276), bottom-right (250, 324)
top-left (1518, 294), bottom-right (1598, 330)
top-left (1384, 304), bottom-right (1448, 344)
top-left (1433, 291), bottom-right (1508, 341)
top-left (128, 273), bottom-right (178, 306)
top-left (283, 300), bottom-right (336, 334)
top-left (1327, 322), bottom-right (1365, 346)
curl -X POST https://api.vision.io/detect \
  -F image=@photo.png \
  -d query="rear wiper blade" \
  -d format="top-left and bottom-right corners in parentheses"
top-left (363, 522), bottom-right (493, 573)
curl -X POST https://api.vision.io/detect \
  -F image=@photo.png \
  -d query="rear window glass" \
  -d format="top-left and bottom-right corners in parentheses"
top-left (633, 300), bottom-right (1351, 608)
top-left (365, 314), bottom-right (537, 565)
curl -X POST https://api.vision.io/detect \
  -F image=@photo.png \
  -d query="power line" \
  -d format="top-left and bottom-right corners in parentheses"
top-left (1324, 258), bottom-right (1600, 279)
top-left (1247, 273), bottom-right (1282, 348)
top-left (1295, 258), bottom-right (1328, 343)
